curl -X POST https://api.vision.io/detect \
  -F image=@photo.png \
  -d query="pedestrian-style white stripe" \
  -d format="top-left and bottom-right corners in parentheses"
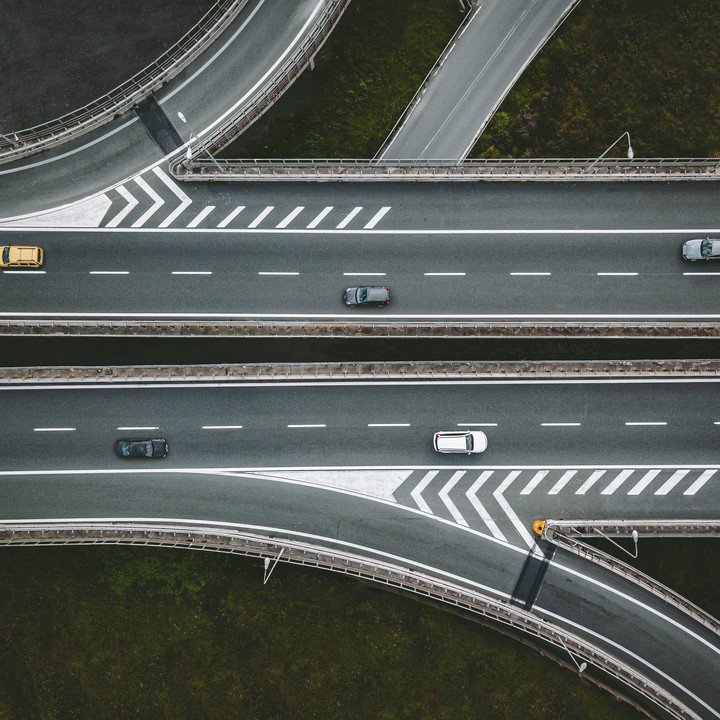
top-left (258, 271), bottom-right (299, 276)
top-left (424, 272), bottom-right (466, 276)
top-left (336, 207), bottom-right (362, 229)
top-left (466, 471), bottom-right (506, 541)
top-left (276, 206), bottom-right (304, 228)
top-left (367, 423), bottom-right (410, 427)
top-left (511, 272), bottom-right (551, 276)
top-left (457, 423), bottom-right (497, 427)
top-left (89, 271), bottom-right (129, 275)
top-left (548, 469), bottom-right (576, 495)
top-left (625, 421), bottom-right (667, 426)
top-left (306, 206), bottom-right (333, 229)
top-left (411, 470), bottom-right (437, 514)
top-left (287, 424), bottom-right (326, 428)
top-left (684, 469), bottom-right (716, 495)
top-left (439, 471), bottom-right (468, 526)
top-left (343, 272), bottom-right (386, 276)
top-left (171, 271), bottom-right (212, 275)
top-left (34, 427), bottom-right (75, 432)
top-left (187, 206), bottom-right (216, 228)
top-left (117, 426), bottom-right (159, 431)
top-left (248, 206), bottom-right (274, 228)
top-left (131, 176), bottom-right (165, 227)
top-left (597, 272), bottom-right (638, 276)
top-left (655, 469), bottom-right (690, 496)
top-left (202, 425), bottom-right (243, 430)
top-left (363, 206), bottom-right (391, 229)
top-left (601, 469), bottom-right (635, 495)
top-left (520, 470), bottom-right (548, 495)
top-left (541, 422), bottom-right (581, 427)
top-left (627, 469), bottom-right (661, 495)
top-left (106, 185), bottom-right (138, 227)
top-left (217, 206), bottom-right (245, 228)
top-left (575, 469), bottom-right (606, 495)
top-left (493, 470), bottom-right (537, 550)
top-left (154, 166), bottom-right (192, 228)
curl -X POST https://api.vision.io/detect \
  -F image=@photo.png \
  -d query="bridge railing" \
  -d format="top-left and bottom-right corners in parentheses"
top-left (0, 520), bottom-right (705, 720)
top-left (0, 0), bottom-right (248, 165)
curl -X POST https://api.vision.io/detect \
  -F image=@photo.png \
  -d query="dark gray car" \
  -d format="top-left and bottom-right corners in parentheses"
top-left (343, 286), bottom-right (391, 306)
top-left (115, 439), bottom-right (168, 458)
top-left (682, 238), bottom-right (720, 261)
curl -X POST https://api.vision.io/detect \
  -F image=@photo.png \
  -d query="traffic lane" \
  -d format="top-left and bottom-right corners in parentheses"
top-left (2, 381), bottom-right (720, 469)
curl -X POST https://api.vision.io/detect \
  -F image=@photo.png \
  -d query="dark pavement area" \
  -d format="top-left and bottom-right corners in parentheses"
top-left (1, 0), bottom-right (214, 131)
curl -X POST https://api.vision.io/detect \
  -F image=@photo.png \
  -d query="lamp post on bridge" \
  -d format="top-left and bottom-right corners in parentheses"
top-left (585, 131), bottom-right (634, 172)
top-left (176, 111), bottom-right (224, 174)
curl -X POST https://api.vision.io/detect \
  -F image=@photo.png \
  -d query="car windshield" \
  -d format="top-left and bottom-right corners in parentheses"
top-left (358, 289), bottom-right (368, 302)
top-left (466, 435), bottom-right (473, 450)
top-left (1, 247), bottom-right (8, 264)
top-left (702, 240), bottom-right (714, 258)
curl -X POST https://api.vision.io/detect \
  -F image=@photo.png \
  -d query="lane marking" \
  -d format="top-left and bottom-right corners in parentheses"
top-left (105, 185), bottom-right (138, 228)
top-left (655, 469), bottom-right (690, 495)
top-left (520, 470), bottom-right (548, 495)
top-left (363, 206), bottom-right (391, 229)
top-left (187, 205), bottom-right (216, 228)
top-left (2, 270), bottom-right (45, 275)
top-left (117, 426), bottom-right (159, 431)
top-left (493, 470), bottom-right (537, 551)
top-left (33, 427), bottom-right (75, 432)
top-left (336, 207), bottom-right (362, 229)
top-left (131, 176), bottom-right (165, 228)
top-left (410, 470), bottom-right (437, 514)
top-left (307, 206), bottom-right (333, 229)
top-left (368, 423), bottom-right (411, 427)
top-left (575, 469), bottom-right (606, 495)
top-left (548, 469), bottom-right (576, 494)
top-left (597, 272), bottom-right (639, 276)
top-left (248, 206), bottom-right (274, 228)
top-left (257, 271), bottom-right (299, 276)
top-left (287, 424), bottom-right (326, 428)
top-left (541, 422), bottom-right (581, 427)
top-left (684, 272), bottom-right (720, 276)
top-left (171, 271), bottom-right (212, 275)
top-left (601, 468), bottom-right (635, 495)
top-left (343, 272), bottom-right (386, 276)
top-left (466, 470), bottom-right (506, 541)
top-left (202, 425), bottom-right (243, 430)
top-left (276, 206), bottom-right (305, 228)
top-left (457, 422), bottom-right (497, 427)
top-left (684, 469), bottom-right (717, 495)
top-left (217, 206), bottom-right (245, 228)
top-left (627, 469), bottom-right (661, 495)
top-left (89, 271), bottom-right (129, 275)
top-left (511, 272), bottom-right (551, 276)
top-left (438, 470), bottom-right (468, 526)
top-left (625, 421), bottom-right (667, 426)
top-left (154, 167), bottom-right (192, 228)
top-left (424, 272), bottom-right (466, 276)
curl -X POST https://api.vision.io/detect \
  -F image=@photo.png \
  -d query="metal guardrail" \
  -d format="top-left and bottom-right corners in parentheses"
top-left (539, 520), bottom-right (720, 640)
top-left (0, 0), bottom-right (248, 164)
top-left (174, 157), bottom-right (720, 181)
top-left (0, 521), bottom-right (703, 720)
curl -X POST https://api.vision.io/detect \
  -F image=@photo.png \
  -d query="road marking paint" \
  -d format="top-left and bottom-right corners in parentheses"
top-left (597, 272), bottom-right (638, 276)
top-left (601, 468), bottom-right (634, 495)
top-left (655, 469), bottom-right (690, 495)
top-left (248, 206), bottom-right (274, 228)
top-left (306, 206), bottom-right (333, 228)
top-left (131, 176), bottom-right (165, 227)
top-left (625, 421), bottom-right (667, 426)
top-left (258, 271), bottom-right (299, 276)
top-left (33, 427), bottom-right (75, 432)
top-left (575, 469), bottom-right (606, 495)
top-left (336, 206), bottom-right (362, 229)
top-left (683, 272), bottom-right (720, 276)
top-left (541, 422), bottom-right (581, 427)
top-left (466, 471), bottom-right (506, 541)
top-left (457, 423), bottom-right (497, 427)
top-left (493, 470), bottom-right (537, 551)
top-left (276, 206), bottom-right (305, 228)
top-left (217, 206), bottom-right (245, 228)
top-left (684, 469), bottom-right (717, 495)
top-left (511, 272), bottom-right (551, 276)
top-left (424, 272), bottom-right (466, 276)
top-left (548, 469), bottom-right (576, 494)
top-left (202, 425), bottom-right (243, 430)
top-left (439, 471), bottom-right (468, 526)
top-left (3, 270), bottom-right (46, 274)
top-left (410, 470), bottom-right (437, 514)
top-left (520, 470), bottom-right (548, 495)
top-left (287, 424), bottom-right (326, 428)
top-left (154, 167), bottom-right (192, 227)
top-left (187, 205), bottom-right (216, 228)
top-left (363, 206), bottom-right (391, 229)
top-left (367, 423), bottom-right (411, 427)
top-left (116, 426), bottom-right (159, 431)
top-left (343, 272), bottom-right (386, 276)
top-left (106, 185), bottom-right (138, 227)
top-left (89, 271), bottom-right (129, 275)
top-left (627, 469), bottom-right (661, 495)
top-left (171, 271), bottom-right (212, 275)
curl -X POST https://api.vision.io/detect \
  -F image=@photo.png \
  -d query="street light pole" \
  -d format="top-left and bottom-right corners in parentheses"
top-left (176, 111), bottom-right (224, 173)
top-left (585, 131), bottom-right (634, 172)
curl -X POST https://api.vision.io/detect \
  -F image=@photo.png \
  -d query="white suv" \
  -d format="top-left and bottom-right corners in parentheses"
top-left (433, 430), bottom-right (487, 454)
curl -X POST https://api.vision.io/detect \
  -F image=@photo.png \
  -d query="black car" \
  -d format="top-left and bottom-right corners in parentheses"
top-left (114, 438), bottom-right (168, 458)
top-left (343, 286), bottom-right (391, 306)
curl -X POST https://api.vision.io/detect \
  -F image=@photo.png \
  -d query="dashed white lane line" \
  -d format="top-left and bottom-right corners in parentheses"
top-left (276, 206), bottom-right (305, 228)
top-left (548, 469), bottom-right (576, 495)
top-left (217, 206), bottom-right (245, 228)
top-left (411, 470), bottom-right (437, 514)
top-left (258, 271), bottom-right (299, 276)
top-left (307, 206), bottom-right (333, 229)
top-left (684, 272), bottom-right (720, 276)
top-left (106, 185), bottom-right (138, 227)
top-left (466, 471), bottom-right (506, 541)
top-left (343, 272), bottom-right (386, 276)
top-left (520, 469), bottom-right (548, 495)
top-left (511, 272), bottom-right (551, 276)
top-left (336, 207), bottom-right (362, 229)
top-left (684, 469), bottom-right (717, 495)
top-left (438, 470), bottom-right (468, 526)
top-left (363, 206), bottom-right (391, 229)
top-left (34, 427), bottom-right (75, 432)
top-left (575, 469), bottom-right (606, 495)
top-left (131, 176), bottom-right (165, 228)
top-left (248, 206), bottom-right (274, 228)
top-left (3, 270), bottom-right (45, 274)
top-left (541, 422), bottom-right (581, 427)
top-left (457, 422), bottom-right (497, 427)
top-left (368, 423), bottom-right (411, 427)
top-left (89, 271), bottom-right (129, 275)
top-left (625, 421), bottom-right (667, 426)
top-left (655, 469), bottom-right (690, 495)
top-left (202, 425), bottom-right (243, 430)
top-left (287, 424), bottom-right (326, 428)
top-left (597, 272), bottom-right (638, 276)
top-left (117, 426), bottom-right (159, 431)
top-left (424, 272), bottom-right (466, 276)
top-left (627, 469), bottom-right (661, 495)
top-left (154, 167), bottom-right (192, 228)
top-left (171, 271), bottom-right (212, 275)
top-left (493, 470), bottom-right (537, 551)
top-left (187, 206), bottom-right (216, 228)
top-left (601, 468), bottom-right (635, 495)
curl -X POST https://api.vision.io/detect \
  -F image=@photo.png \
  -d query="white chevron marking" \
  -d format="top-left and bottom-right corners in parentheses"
top-left (575, 469), bottom-right (606, 495)
top-left (410, 470), bottom-right (437, 514)
top-left (187, 206), bottom-right (216, 228)
top-left (336, 206), bottom-right (362, 229)
top-left (655, 469), bottom-right (690, 495)
top-left (276, 206), bottom-right (305, 228)
top-left (307, 206), bottom-right (333, 228)
top-left (131, 176), bottom-right (165, 227)
top-left (217, 206), bottom-right (245, 228)
top-left (684, 469), bottom-right (717, 496)
top-left (364, 206), bottom-right (391, 229)
top-left (466, 470), bottom-right (506, 541)
top-left (520, 470), bottom-right (548, 495)
top-left (627, 469), bottom-right (661, 495)
top-left (248, 206), bottom-right (274, 228)
top-left (153, 167), bottom-right (192, 228)
top-left (494, 470), bottom-right (537, 551)
top-left (438, 471), bottom-right (468, 526)
top-left (548, 469), bottom-right (576, 495)
top-left (601, 468), bottom-right (635, 495)
top-left (105, 185), bottom-right (138, 227)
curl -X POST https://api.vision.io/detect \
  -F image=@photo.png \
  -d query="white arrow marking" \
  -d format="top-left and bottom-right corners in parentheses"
top-left (601, 468), bottom-right (635, 495)
top-left (276, 206), bottom-right (305, 228)
top-left (131, 176), bottom-right (165, 227)
top-left (684, 469), bottom-right (716, 495)
top-left (520, 469), bottom-right (548, 495)
top-left (307, 206), bottom-right (333, 228)
top-left (410, 470), bottom-right (437, 514)
top-left (466, 471), bottom-right (506, 541)
top-left (654, 469), bottom-right (690, 495)
top-left (364, 206), bottom-right (391, 229)
top-left (575, 469), bottom-right (606, 495)
top-left (153, 167), bottom-right (192, 228)
top-left (105, 185), bottom-right (138, 227)
top-left (217, 206), bottom-right (245, 228)
top-left (494, 470), bottom-right (537, 551)
top-left (187, 206), bottom-right (216, 228)
top-left (336, 206), bottom-right (362, 229)
top-left (438, 471), bottom-right (468, 526)
top-left (248, 206), bottom-right (274, 228)
top-left (627, 469), bottom-right (661, 495)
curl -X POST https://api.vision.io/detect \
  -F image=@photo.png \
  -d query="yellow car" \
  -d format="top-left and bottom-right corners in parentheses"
top-left (0, 245), bottom-right (44, 268)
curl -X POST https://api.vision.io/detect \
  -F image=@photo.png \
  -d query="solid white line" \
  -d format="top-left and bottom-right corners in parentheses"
top-left (466, 471), bottom-right (506, 541)
top-left (89, 271), bottom-right (129, 275)
top-left (117, 426), bottom-right (159, 431)
top-left (410, 470), bottom-right (437, 514)
top-left (363, 206), bottom-right (391, 229)
top-left (306, 206), bottom-right (333, 229)
top-left (625, 421), bottom-right (667, 426)
top-left (3, 270), bottom-right (45, 275)
top-left (154, 167), bottom-right (192, 228)
top-left (217, 206), bottom-right (245, 228)
top-left (105, 185), bottom-right (138, 228)
top-left (424, 272), bottom-right (466, 276)
top-left (287, 424), bottom-right (326, 428)
top-left (548, 469), bottom-right (576, 495)
top-left (511, 272), bottom-right (551, 276)
top-left (541, 422), bottom-right (581, 427)
top-left (438, 471), bottom-right (468, 526)
top-left (520, 470), bottom-right (548, 495)
top-left (597, 272), bottom-right (638, 276)
top-left (171, 271), bottom-right (212, 275)
top-left (257, 271), bottom-right (299, 276)
top-left (457, 423), bottom-right (497, 427)
top-left (655, 469), bottom-right (690, 495)
top-left (601, 468), bottom-right (635, 495)
top-left (276, 206), bottom-right (304, 228)
top-left (368, 423), bottom-right (410, 427)
top-left (34, 427), bottom-right (75, 432)
top-left (131, 176), bottom-right (165, 228)
top-left (343, 272), bottom-right (386, 276)
top-left (336, 207), bottom-right (362, 229)
top-left (202, 425), bottom-right (243, 430)
top-left (248, 206), bottom-right (274, 228)
top-left (684, 469), bottom-right (716, 495)
top-left (493, 470), bottom-right (537, 551)
top-left (575, 469), bottom-right (606, 495)
top-left (187, 206), bottom-right (216, 228)
top-left (627, 469), bottom-right (661, 495)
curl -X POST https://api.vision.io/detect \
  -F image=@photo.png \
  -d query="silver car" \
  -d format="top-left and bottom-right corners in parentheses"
top-left (433, 430), bottom-right (488, 454)
top-left (682, 238), bottom-right (720, 261)
top-left (344, 286), bottom-right (391, 306)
